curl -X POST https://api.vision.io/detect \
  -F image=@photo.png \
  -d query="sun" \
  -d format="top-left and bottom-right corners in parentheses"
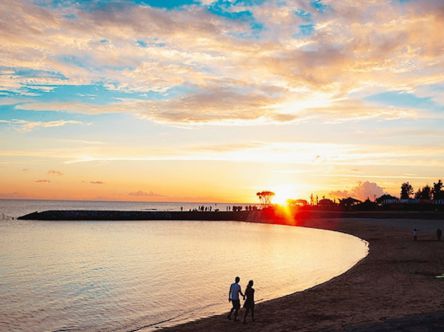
top-left (273, 193), bottom-right (289, 205)
top-left (271, 185), bottom-right (298, 205)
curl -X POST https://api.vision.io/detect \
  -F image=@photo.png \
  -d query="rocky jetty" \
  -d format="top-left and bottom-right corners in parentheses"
top-left (17, 210), bottom-right (257, 221)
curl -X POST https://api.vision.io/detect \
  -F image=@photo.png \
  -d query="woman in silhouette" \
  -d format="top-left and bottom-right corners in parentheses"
top-left (243, 280), bottom-right (255, 323)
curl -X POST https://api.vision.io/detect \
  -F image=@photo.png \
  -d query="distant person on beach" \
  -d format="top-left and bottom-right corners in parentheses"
top-left (413, 228), bottom-right (418, 241)
top-left (437, 228), bottom-right (442, 241)
top-left (227, 276), bottom-right (244, 321)
top-left (243, 280), bottom-right (255, 324)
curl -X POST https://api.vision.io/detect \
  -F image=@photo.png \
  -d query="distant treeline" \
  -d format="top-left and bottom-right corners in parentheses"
top-left (299, 179), bottom-right (444, 212)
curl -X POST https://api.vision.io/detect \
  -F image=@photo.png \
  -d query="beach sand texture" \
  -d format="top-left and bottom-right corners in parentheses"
top-left (164, 218), bottom-right (444, 331)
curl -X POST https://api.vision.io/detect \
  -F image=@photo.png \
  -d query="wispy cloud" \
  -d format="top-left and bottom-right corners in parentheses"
top-left (48, 170), bottom-right (63, 176)
top-left (128, 190), bottom-right (164, 197)
top-left (0, 191), bottom-right (26, 198)
top-left (3, 140), bottom-right (444, 169)
top-left (0, 119), bottom-right (86, 132)
top-left (15, 97), bottom-right (429, 125)
top-left (35, 179), bottom-right (50, 183)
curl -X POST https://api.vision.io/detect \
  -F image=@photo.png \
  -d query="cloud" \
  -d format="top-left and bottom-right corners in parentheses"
top-left (191, 142), bottom-right (262, 152)
top-left (89, 181), bottom-right (104, 185)
top-left (128, 190), bottom-right (164, 197)
top-left (330, 181), bottom-right (384, 201)
top-left (35, 179), bottom-right (50, 183)
top-left (1, 0), bottom-right (444, 124)
top-left (0, 191), bottom-right (25, 198)
top-left (58, 141), bottom-right (357, 164)
top-left (15, 94), bottom-right (428, 125)
top-left (2, 139), bottom-right (444, 170)
top-left (0, 119), bottom-right (86, 132)
top-left (48, 170), bottom-right (63, 176)
top-left (301, 100), bottom-right (422, 122)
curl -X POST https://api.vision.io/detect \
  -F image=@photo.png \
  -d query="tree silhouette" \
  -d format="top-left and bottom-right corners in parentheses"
top-left (288, 199), bottom-right (308, 206)
top-left (358, 198), bottom-right (378, 210)
top-left (339, 197), bottom-right (361, 208)
top-left (256, 191), bottom-right (275, 205)
top-left (375, 194), bottom-right (398, 205)
top-left (432, 180), bottom-right (443, 200)
top-left (318, 198), bottom-right (336, 207)
top-left (400, 182), bottom-right (413, 199)
top-left (414, 185), bottom-right (432, 200)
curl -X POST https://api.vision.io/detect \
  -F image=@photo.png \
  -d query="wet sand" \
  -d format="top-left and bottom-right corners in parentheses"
top-left (165, 218), bottom-right (444, 331)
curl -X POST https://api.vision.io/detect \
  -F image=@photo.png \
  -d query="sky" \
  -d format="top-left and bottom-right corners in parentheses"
top-left (1, 0), bottom-right (444, 203)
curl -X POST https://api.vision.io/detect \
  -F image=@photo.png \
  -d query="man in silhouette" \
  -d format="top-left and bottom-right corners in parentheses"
top-left (227, 276), bottom-right (244, 321)
top-left (437, 228), bottom-right (442, 241)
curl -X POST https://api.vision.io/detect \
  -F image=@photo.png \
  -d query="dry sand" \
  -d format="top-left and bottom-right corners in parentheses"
top-left (164, 218), bottom-right (444, 331)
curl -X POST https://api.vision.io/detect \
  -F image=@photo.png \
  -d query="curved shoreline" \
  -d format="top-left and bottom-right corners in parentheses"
top-left (163, 218), bottom-right (444, 331)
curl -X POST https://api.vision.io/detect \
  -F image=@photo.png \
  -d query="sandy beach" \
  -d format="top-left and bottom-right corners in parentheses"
top-left (165, 218), bottom-right (444, 331)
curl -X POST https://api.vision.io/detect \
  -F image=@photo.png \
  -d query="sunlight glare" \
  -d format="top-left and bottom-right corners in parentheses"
top-left (271, 185), bottom-right (299, 205)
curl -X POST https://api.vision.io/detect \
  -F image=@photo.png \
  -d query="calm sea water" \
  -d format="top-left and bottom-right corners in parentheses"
top-left (0, 199), bottom-right (255, 219)
top-left (0, 200), bottom-right (368, 331)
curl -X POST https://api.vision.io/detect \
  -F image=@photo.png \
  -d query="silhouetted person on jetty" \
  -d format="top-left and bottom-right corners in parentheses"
top-left (227, 276), bottom-right (244, 321)
top-left (413, 228), bottom-right (418, 241)
top-left (437, 228), bottom-right (442, 241)
top-left (243, 280), bottom-right (255, 324)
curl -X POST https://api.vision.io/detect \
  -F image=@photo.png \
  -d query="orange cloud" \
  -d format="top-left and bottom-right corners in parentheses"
top-left (48, 170), bottom-right (63, 176)
top-left (35, 179), bottom-right (50, 183)
top-left (330, 181), bottom-right (385, 201)
top-left (128, 190), bottom-right (164, 197)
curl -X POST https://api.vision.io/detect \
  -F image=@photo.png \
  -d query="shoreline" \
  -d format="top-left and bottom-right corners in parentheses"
top-left (163, 218), bottom-right (444, 331)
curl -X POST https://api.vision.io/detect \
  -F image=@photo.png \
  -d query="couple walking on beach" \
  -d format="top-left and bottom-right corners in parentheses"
top-left (227, 276), bottom-right (255, 323)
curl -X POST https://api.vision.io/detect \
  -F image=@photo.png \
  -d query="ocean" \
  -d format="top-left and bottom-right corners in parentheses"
top-left (0, 199), bottom-right (254, 219)
top-left (0, 199), bottom-right (368, 331)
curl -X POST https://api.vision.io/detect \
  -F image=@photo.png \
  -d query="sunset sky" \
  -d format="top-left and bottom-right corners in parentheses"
top-left (1, 0), bottom-right (444, 203)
